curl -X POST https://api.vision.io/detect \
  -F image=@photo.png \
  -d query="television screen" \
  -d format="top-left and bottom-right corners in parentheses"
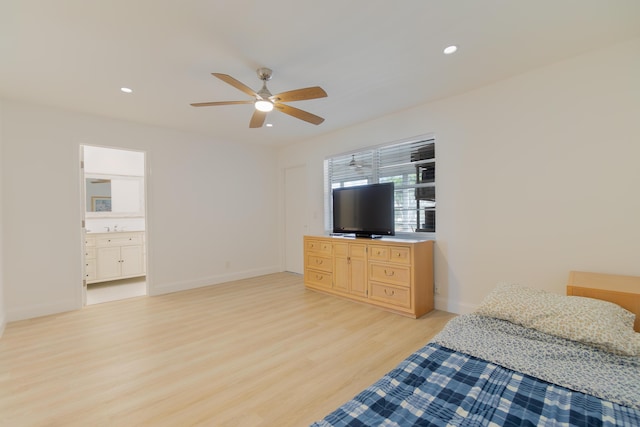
top-left (332, 182), bottom-right (395, 237)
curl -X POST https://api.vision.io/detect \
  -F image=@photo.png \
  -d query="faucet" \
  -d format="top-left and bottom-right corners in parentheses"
top-left (104, 226), bottom-right (110, 232)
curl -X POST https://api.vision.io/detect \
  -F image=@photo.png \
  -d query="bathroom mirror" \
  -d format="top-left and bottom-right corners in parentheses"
top-left (85, 175), bottom-right (144, 216)
top-left (86, 178), bottom-right (112, 212)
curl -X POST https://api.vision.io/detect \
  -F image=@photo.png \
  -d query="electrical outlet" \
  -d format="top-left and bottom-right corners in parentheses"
top-left (434, 285), bottom-right (440, 295)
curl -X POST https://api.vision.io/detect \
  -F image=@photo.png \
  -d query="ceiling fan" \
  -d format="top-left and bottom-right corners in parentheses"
top-left (191, 68), bottom-right (327, 128)
top-left (349, 154), bottom-right (364, 169)
top-left (348, 154), bottom-right (371, 171)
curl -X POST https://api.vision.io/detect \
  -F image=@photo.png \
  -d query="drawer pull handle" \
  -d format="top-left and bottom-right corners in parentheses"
top-left (315, 274), bottom-right (323, 280)
top-left (315, 259), bottom-right (323, 265)
top-left (384, 269), bottom-right (395, 276)
top-left (384, 289), bottom-right (395, 296)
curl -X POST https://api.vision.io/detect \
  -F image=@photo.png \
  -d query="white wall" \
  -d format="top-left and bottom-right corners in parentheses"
top-left (1, 101), bottom-right (280, 321)
top-left (278, 36), bottom-right (640, 314)
top-left (0, 101), bottom-right (5, 335)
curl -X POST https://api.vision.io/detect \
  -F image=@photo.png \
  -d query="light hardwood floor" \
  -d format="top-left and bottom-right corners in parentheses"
top-left (0, 272), bottom-right (455, 427)
top-left (87, 277), bottom-right (147, 305)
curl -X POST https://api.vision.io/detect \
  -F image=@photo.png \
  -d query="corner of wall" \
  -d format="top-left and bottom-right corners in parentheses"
top-left (434, 295), bottom-right (476, 315)
top-left (0, 98), bottom-right (6, 337)
top-left (0, 313), bottom-right (5, 338)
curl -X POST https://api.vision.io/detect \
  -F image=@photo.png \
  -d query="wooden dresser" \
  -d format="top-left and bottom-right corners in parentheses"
top-left (304, 235), bottom-right (434, 318)
top-left (567, 270), bottom-right (640, 332)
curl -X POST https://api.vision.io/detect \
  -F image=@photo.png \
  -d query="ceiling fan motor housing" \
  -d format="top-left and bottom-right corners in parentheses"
top-left (257, 67), bottom-right (272, 81)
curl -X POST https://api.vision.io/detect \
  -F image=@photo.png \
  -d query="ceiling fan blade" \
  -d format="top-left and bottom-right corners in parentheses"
top-left (274, 103), bottom-right (325, 125)
top-left (249, 109), bottom-right (267, 128)
top-left (190, 100), bottom-right (254, 107)
top-left (212, 73), bottom-right (258, 97)
top-left (270, 86), bottom-right (327, 103)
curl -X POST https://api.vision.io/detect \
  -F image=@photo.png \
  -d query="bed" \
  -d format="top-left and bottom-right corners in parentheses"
top-left (311, 271), bottom-right (640, 426)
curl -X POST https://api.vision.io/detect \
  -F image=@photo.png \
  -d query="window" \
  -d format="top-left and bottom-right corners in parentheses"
top-left (325, 136), bottom-right (435, 234)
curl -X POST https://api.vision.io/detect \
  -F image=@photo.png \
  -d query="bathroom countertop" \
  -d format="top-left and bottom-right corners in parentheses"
top-left (86, 230), bottom-right (145, 234)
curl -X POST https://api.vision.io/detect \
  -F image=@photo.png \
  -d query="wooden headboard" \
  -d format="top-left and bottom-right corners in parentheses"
top-left (567, 271), bottom-right (640, 332)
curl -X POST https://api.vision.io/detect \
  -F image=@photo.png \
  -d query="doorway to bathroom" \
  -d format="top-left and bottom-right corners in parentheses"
top-left (81, 145), bottom-right (148, 305)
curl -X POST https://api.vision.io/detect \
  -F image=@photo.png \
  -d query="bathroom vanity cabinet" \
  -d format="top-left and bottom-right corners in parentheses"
top-left (85, 231), bottom-right (145, 283)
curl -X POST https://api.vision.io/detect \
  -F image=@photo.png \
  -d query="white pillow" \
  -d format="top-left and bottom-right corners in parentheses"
top-left (475, 283), bottom-right (640, 356)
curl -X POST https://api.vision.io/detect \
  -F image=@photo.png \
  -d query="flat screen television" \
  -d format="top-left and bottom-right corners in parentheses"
top-left (332, 182), bottom-right (395, 238)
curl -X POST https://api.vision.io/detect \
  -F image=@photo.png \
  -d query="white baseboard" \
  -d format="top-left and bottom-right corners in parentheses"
top-left (434, 295), bottom-right (476, 315)
top-left (6, 299), bottom-right (80, 323)
top-left (0, 313), bottom-right (5, 338)
top-left (150, 266), bottom-right (282, 296)
top-left (3, 268), bottom-right (283, 323)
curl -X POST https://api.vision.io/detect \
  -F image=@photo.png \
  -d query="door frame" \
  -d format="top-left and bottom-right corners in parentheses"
top-left (79, 144), bottom-right (149, 306)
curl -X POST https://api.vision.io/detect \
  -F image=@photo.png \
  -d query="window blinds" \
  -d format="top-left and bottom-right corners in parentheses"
top-left (325, 137), bottom-right (435, 233)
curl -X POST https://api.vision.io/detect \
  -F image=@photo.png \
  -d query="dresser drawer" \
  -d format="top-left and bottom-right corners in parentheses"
top-left (389, 247), bottom-right (411, 264)
top-left (307, 254), bottom-right (332, 273)
top-left (305, 268), bottom-right (333, 289)
top-left (306, 239), bottom-right (332, 255)
top-left (368, 246), bottom-right (389, 261)
top-left (369, 245), bottom-right (411, 264)
top-left (369, 282), bottom-right (411, 308)
top-left (369, 263), bottom-right (411, 287)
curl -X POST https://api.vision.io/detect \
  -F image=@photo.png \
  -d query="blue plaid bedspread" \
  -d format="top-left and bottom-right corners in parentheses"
top-left (311, 343), bottom-right (640, 427)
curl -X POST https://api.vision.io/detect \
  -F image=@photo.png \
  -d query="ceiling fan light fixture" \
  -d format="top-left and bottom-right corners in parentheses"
top-left (255, 99), bottom-right (274, 112)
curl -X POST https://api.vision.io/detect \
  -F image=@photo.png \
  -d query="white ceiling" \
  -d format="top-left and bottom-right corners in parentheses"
top-left (1, 1), bottom-right (639, 147)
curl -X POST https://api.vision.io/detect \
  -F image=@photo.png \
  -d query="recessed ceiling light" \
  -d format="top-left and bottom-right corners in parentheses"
top-left (120, 87), bottom-right (133, 93)
top-left (443, 45), bottom-right (458, 55)
top-left (266, 123), bottom-right (273, 127)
